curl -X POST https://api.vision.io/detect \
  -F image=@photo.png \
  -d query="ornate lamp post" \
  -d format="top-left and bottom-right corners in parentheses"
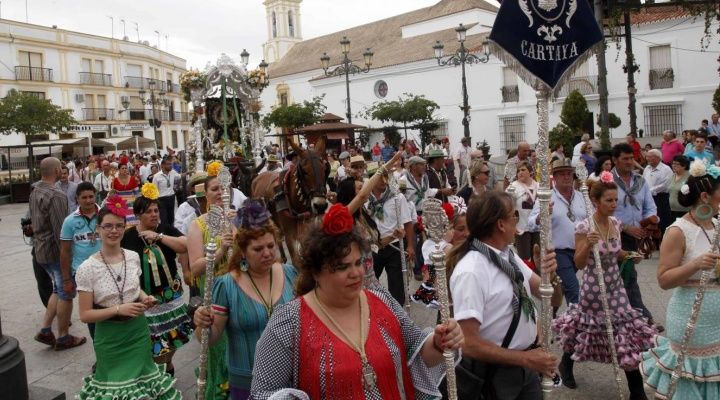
top-left (433, 24), bottom-right (490, 140)
top-left (139, 79), bottom-right (169, 130)
top-left (320, 36), bottom-right (374, 124)
top-left (240, 48), bottom-right (270, 165)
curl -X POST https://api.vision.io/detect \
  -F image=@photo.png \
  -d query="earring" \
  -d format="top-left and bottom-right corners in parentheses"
top-left (240, 258), bottom-right (249, 272)
top-left (696, 202), bottom-right (715, 221)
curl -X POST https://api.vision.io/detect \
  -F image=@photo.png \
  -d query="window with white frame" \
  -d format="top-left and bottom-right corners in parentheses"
top-left (501, 68), bottom-right (519, 103)
top-left (649, 45), bottom-right (673, 89)
top-left (643, 104), bottom-right (682, 137)
top-left (499, 115), bottom-right (525, 152)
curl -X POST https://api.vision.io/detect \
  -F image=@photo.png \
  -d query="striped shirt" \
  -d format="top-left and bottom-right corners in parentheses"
top-left (29, 181), bottom-right (68, 264)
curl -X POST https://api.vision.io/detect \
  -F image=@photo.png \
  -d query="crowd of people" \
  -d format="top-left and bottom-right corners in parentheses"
top-left (21, 117), bottom-right (720, 399)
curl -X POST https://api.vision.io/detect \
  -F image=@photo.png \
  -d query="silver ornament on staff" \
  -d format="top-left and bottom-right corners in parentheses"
top-left (423, 197), bottom-right (457, 400)
top-left (575, 163), bottom-right (625, 400)
top-left (666, 219), bottom-right (720, 398)
top-left (534, 86), bottom-right (556, 398)
top-left (389, 175), bottom-right (412, 310)
top-left (196, 205), bottom-right (224, 400)
top-left (218, 165), bottom-right (234, 261)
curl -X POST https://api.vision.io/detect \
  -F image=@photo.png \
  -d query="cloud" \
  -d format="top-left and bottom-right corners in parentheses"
top-left (2, 0), bottom-right (438, 69)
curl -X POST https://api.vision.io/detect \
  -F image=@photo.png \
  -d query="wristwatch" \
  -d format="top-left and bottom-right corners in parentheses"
top-left (157, 233), bottom-right (165, 242)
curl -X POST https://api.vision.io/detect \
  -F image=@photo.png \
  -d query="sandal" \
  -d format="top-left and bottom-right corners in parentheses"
top-left (54, 335), bottom-right (87, 351)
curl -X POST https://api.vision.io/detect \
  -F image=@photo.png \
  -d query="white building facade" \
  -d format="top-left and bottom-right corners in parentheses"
top-left (261, 0), bottom-right (719, 156)
top-left (0, 18), bottom-right (192, 156)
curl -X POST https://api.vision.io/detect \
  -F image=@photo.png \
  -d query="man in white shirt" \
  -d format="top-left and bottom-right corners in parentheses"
top-left (138, 157), bottom-right (152, 183)
top-left (93, 160), bottom-right (113, 203)
top-left (155, 158), bottom-right (180, 225)
top-left (455, 137), bottom-right (472, 188)
top-left (643, 148), bottom-right (673, 235)
top-left (367, 166), bottom-right (415, 306)
top-left (450, 190), bottom-right (557, 399)
top-left (335, 151), bottom-right (350, 183)
top-left (571, 133), bottom-right (590, 167)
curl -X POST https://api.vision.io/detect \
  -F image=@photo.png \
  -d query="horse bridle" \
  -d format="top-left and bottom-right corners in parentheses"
top-left (294, 150), bottom-right (327, 206)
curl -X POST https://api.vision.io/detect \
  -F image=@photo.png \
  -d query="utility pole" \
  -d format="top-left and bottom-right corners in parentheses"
top-left (594, 0), bottom-right (611, 150)
top-left (623, 11), bottom-right (639, 136)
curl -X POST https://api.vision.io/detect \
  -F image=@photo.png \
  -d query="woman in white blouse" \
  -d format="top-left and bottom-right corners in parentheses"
top-left (75, 199), bottom-right (180, 399)
top-left (507, 161), bottom-right (539, 260)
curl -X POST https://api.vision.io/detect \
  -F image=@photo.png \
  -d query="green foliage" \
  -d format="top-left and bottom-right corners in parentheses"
top-left (713, 84), bottom-right (720, 116)
top-left (0, 89), bottom-right (76, 136)
top-left (383, 127), bottom-right (402, 148)
top-left (357, 129), bottom-right (371, 149)
top-left (549, 123), bottom-right (575, 158)
top-left (560, 89), bottom-right (589, 134)
top-left (476, 139), bottom-right (491, 160)
top-left (597, 112), bottom-right (622, 130)
top-left (261, 95), bottom-right (327, 130)
top-left (361, 93), bottom-right (440, 150)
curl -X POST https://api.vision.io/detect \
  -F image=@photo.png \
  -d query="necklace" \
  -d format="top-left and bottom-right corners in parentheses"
top-left (593, 215), bottom-right (613, 244)
top-left (313, 289), bottom-right (376, 390)
top-left (554, 188), bottom-right (576, 221)
top-left (246, 267), bottom-right (274, 317)
top-left (99, 250), bottom-right (127, 303)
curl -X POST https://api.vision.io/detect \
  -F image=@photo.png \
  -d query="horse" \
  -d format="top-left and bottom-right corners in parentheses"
top-left (251, 137), bottom-right (329, 264)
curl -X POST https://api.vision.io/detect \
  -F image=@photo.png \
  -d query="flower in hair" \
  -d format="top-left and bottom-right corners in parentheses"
top-left (599, 171), bottom-right (614, 184)
top-left (207, 160), bottom-right (223, 177)
top-left (322, 203), bottom-right (354, 236)
top-left (690, 159), bottom-right (707, 178)
top-left (105, 195), bottom-right (132, 217)
top-left (448, 195), bottom-right (467, 216)
top-left (240, 199), bottom-right (272, 229)
top-left (140, 182), bottom-right (160, 200)
top-left (680, 184), bottom-right (690, 195)
top-left (442, 202), bottom-right (455, 222)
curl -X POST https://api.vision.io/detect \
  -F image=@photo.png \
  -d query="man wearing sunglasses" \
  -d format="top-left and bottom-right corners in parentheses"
top-left (156, 158), bottom-right (180, 225)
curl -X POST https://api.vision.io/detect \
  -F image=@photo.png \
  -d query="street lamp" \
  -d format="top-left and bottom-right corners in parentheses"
top-left (320, 36), bottom-right (373, 124)
top-left (138, 78), bottom-right (168, 128)
top-left (433, 23), bottom-right (490, 140)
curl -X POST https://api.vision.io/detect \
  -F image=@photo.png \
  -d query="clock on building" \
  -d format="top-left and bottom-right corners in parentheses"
top-left (374, 80), bottom-right (388, 98)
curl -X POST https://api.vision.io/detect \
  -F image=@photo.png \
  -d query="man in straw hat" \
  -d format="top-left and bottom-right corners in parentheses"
top-left (426, 149), bottom-right (454, 202)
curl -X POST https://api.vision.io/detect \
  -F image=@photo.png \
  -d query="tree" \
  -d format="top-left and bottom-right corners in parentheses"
top-left (597, 112), bottom-right (622, 130)
top-left (714, 84), bottom-right (720, 115)
top-left (362, 93), bottom-right (440, 150)
top-left (0, 89), bottom-right (76, 136)
top-left (549, 123), bottom-right (576, 158)
top-left (560, 89), bottom-right (589, 135)
top-left (261, 95), bottom-right (327, 130)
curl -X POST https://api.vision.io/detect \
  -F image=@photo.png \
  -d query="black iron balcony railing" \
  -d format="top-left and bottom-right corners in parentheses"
top-left (128, 109), bottom-right (149, 120)
top-left (557, 75), bottom-right (599, 97)
top-left (79, 72), bottom-right (113, 86)
top-left (124, 76), bottom-right (168, 91)
top-left (82, 108), bottom-right (114, 121)
top-left (15, 66), bottom-right (53, 82)
top-left (501, 85), bottom-right (519, 103)
top-left (649, 68), bottom-right (674, 90)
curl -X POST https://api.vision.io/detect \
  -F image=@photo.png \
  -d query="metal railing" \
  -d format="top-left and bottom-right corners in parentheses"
top-left (649, 68), bottom-right (674, 90)
top-left (82, 108), bottom-right (114, 120)
top-left (79, 72), bottom-right (113, 86)
top-left (174, 111), bottom-right (192, 122)
top-left (501, 85), bottom-right (519, 103)
top-left (124, 76), bottom-right (168, 91)
top-left (166, 83), bottom-right (181, 93)
top-left (556, 75), bottom-right (598, 97)
top-left (15, 66), bottom-right (53, 81)
top-left (128, 109), bottom-right (149, 120)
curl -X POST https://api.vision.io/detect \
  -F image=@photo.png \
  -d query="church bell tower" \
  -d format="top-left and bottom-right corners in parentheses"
top-left (262, 0), bottom-right (303, 64)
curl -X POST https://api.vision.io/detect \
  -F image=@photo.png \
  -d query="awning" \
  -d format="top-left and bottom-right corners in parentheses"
top-left (103, 136), bottom-right (156, 151)
top-left (30, 138), bottom-right (114, 147)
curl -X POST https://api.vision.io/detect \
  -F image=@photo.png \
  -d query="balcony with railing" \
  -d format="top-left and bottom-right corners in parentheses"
top-left (556, 75), bottom-right (599, 97)
top-left (128, 109), bottom-right (149, 120)
top-left (79, 72), bottom-right (113, 86)
top-left (174, 111), bottom-right (192, 122)
top-left (15, 66), bottom-right (53, 82)
top-left (501, 85), bottom-right (519, 103)
top-left (649, 68), bottom-right (674, 90)
top-left (124, 77), bottom-right (168, 91)
top-left (82, 108), bottom-right (114, 121)
top-left (166, 83), bottom-right (181, 94)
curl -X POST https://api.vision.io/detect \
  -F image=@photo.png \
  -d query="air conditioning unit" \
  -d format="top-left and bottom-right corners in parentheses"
top-left (111, 126), bottom-right (120, 136)
top-left (75, 94), bottom-right (85, 103)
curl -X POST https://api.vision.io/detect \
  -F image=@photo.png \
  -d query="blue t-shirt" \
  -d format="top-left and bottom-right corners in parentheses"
top-left (60, 208), bottom-right (102, 273)
top-left (683, 148), bottom-right (715, 165)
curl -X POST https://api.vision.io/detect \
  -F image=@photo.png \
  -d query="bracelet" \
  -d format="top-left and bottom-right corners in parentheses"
top-left (157, 233), bottom-right (164, 242)
top-left (115, 305), bottom-right (120, 315)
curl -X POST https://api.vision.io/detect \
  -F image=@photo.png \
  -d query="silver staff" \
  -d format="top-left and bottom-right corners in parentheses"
top-left (667, 219), bottom-right (720, 398)
top-left (423, 197), bottom-right (457, 399)
top-left (389, 176), bottom-right (411, 310)
top-left (196, 205), bottom-right (224, 400)
top-left (218, 166), bottom-right (234, 260)
top-left (575, 165), bottom-right (624, 399)
top-left (535, 87), bottom-right (556, 397)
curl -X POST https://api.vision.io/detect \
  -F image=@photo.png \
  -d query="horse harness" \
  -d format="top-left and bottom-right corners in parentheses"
top-left (278, 151), bottom-right (327, 215)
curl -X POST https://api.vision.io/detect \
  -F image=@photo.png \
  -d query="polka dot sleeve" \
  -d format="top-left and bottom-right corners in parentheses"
top-left (576, 218), bottom-right (589, 235)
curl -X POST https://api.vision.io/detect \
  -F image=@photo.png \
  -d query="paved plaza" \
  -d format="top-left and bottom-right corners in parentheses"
top-left (0, 202), bottom-right (667, 399)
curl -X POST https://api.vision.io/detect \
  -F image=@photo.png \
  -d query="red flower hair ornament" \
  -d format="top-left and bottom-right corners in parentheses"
top-left (322, 204), bottom-right (354, 236)
top-left (105, 195), bottom-right (132, 218)
top-left (441, 202), bottom-right (455, 222)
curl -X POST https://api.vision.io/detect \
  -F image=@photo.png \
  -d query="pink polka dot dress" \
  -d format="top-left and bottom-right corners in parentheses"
top-left (552, 217), bottom-right (656, 370)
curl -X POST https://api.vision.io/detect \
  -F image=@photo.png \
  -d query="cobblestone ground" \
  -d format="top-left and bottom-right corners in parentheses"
top-left (1, 203), bottom-right (666, 399)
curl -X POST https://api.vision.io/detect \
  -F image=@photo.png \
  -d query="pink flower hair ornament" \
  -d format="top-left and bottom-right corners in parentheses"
top-left (599, 171), bottom-right (614, 184)
top-left (104, 195), bottom-right (132, 218)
